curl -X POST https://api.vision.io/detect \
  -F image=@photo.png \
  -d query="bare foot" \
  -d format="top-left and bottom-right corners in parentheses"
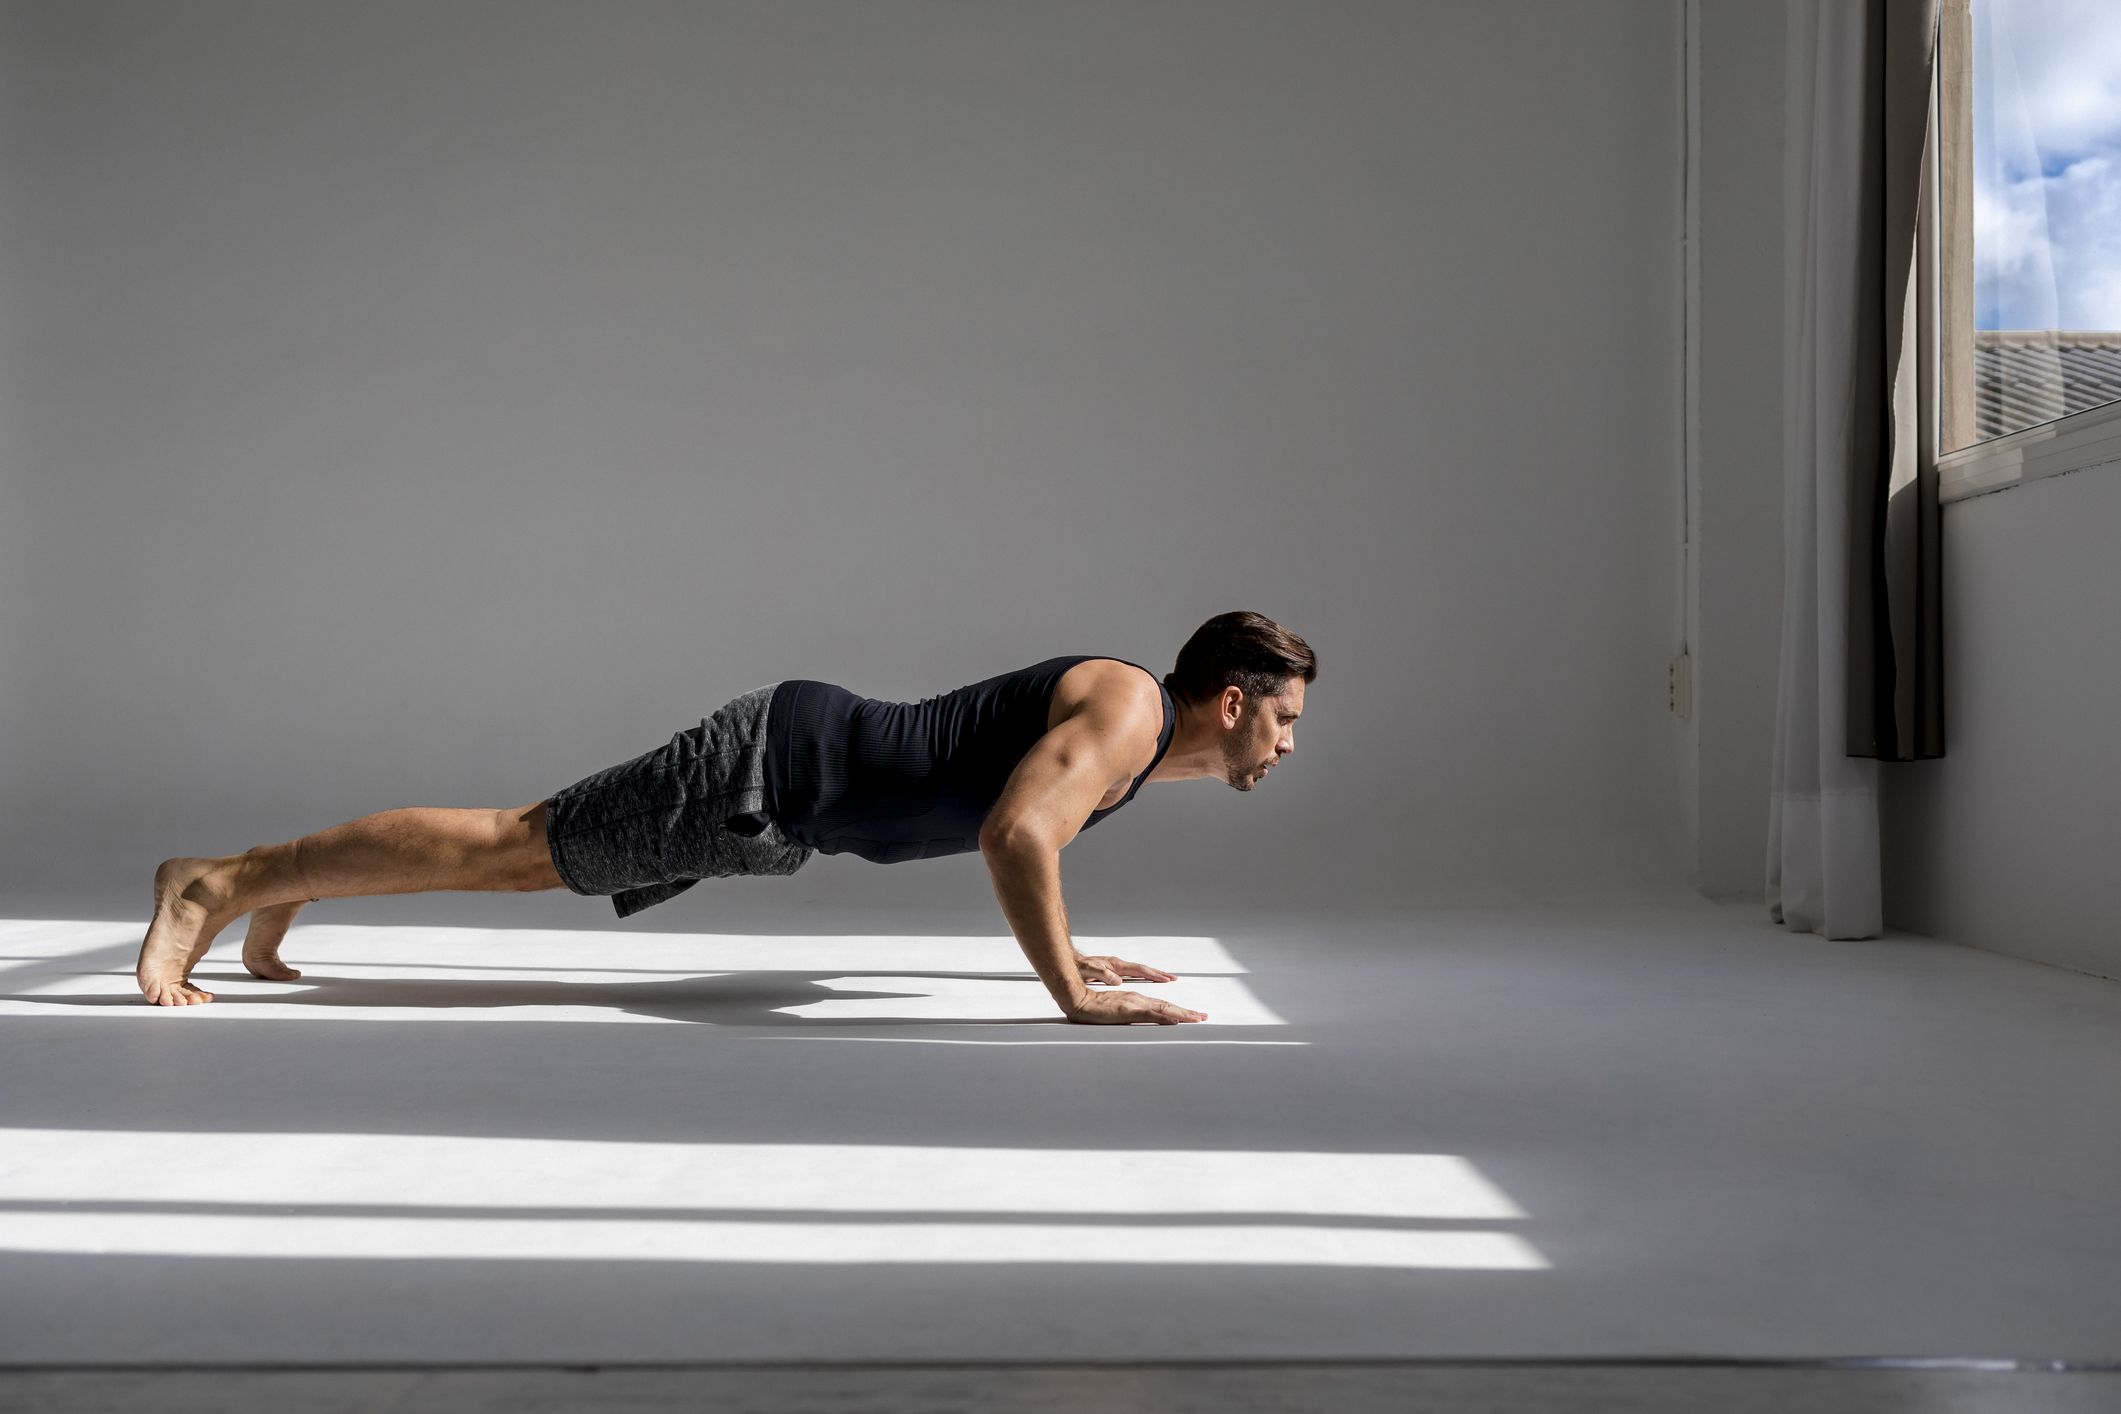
top-left (241, 899), bottom-right (308, 981)
top-left (137, 856), bottom-right (240, 1005)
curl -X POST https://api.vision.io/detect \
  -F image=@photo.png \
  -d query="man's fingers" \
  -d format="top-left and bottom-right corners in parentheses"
top-left (1066, 990), bottom-right (1206, 1025)
top-left (1085, 954), bottom-right (1179, 984)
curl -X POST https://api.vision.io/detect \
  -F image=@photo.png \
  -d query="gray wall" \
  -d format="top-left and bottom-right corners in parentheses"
top-left (1881, 469), bottom-right (2121, 980)
top-left (1682, 0), bottom-right (1788, 901)
top-left (0, 0), bottom-right (1685, 921)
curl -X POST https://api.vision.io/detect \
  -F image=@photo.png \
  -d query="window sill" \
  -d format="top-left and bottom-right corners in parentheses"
top-left (1938, 398), bottom-right (2121, 504)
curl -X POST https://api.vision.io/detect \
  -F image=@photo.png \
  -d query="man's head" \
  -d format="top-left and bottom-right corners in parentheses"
top-left (1163, 611), bottom-right (1317, 792)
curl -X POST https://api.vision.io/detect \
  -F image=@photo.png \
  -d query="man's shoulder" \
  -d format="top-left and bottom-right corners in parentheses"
top-left (1044, 657), bottom-right (1164, 740)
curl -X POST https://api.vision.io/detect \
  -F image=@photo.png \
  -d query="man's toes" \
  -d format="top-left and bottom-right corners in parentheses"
top-left (242, 934), bottom-right (302, 980)
top-left (241, 903), bottom-right (306, 980)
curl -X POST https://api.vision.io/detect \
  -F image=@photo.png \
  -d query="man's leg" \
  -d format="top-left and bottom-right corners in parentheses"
top-left (136, 801), bottom-right (564, 1007)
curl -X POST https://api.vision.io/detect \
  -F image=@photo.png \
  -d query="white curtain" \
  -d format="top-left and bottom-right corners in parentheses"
top-left (1769, 0), bottom-right (1942, 939)
top-left (1767, 0), bottom-right (1886, 940)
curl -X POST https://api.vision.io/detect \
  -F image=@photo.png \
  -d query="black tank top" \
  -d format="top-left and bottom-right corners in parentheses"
top-left (762, 655), bottom-right (1176, 864)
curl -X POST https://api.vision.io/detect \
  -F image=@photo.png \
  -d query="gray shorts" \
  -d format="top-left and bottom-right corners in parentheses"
top-left (543, 683), bottom-right (814, 919)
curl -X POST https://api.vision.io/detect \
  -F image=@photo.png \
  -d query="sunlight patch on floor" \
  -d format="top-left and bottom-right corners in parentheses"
top-left (0, 920), bottom-right (1275, 1023)
top-left (0, 1129), bottom-right (1545, 1270)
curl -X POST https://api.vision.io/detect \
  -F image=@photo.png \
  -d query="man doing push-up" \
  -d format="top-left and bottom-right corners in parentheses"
top-left (135, 611), bottom-right (1315, 1025)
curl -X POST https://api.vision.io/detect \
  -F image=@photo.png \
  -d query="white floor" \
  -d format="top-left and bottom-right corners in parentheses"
top-left (1, 884), bottom-right (2117, 1368)
top-left (3, 1362), bottom-right (2120, 1414)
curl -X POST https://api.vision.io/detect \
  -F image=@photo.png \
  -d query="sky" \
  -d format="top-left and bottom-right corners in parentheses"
top-left (1972, 0), bottom-right (2121, 329)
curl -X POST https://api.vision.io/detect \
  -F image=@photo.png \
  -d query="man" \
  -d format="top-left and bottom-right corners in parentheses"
top-left (135, 611), bottom-right (1315, 1025)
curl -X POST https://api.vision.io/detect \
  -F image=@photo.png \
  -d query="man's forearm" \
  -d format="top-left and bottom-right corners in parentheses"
top-left (981, 840), bottom-right (1086, 1012)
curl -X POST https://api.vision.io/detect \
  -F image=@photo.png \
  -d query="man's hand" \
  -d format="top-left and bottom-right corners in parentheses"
top-left (1065, 989), bottom-right (1208, 1025)
top-left (1074, 953), bottom-right (1177, 986)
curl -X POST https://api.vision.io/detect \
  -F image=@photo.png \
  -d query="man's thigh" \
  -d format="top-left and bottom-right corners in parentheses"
top-left (500, 802), bottom-right (566, 891)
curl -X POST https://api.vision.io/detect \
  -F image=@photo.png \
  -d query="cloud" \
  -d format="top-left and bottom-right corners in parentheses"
top-left (1972, 0), bottom-right (2121, 328)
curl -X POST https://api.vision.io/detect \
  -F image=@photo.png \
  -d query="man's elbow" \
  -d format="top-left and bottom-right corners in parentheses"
top-left (979, 818), bottom-right (1050, 858)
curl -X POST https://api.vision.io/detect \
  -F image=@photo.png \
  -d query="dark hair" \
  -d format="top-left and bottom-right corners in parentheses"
top-left (1164, 612), bottom-right (1317, 714)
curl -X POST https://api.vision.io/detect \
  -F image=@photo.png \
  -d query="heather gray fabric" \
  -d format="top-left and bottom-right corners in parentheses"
top-left (543, 683), bottom-right (813, 918)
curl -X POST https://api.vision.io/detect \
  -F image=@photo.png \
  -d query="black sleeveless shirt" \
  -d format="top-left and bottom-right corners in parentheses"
top-left (762, 655), bottom-right (1176, 864)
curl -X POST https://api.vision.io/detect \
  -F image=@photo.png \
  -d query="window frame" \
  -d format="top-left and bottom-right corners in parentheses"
top-left (1928, 0), bottom-right (2121, 504)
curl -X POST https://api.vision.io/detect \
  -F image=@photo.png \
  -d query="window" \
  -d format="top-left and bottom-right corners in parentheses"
top-left (1933, 0), bottom-right (2121, 499)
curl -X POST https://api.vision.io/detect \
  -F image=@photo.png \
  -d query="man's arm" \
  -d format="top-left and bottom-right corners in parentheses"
top-left (980, 839), bottom-right (1088, 1014)
top-left (979, 685), bottom-right (1205, 1024)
